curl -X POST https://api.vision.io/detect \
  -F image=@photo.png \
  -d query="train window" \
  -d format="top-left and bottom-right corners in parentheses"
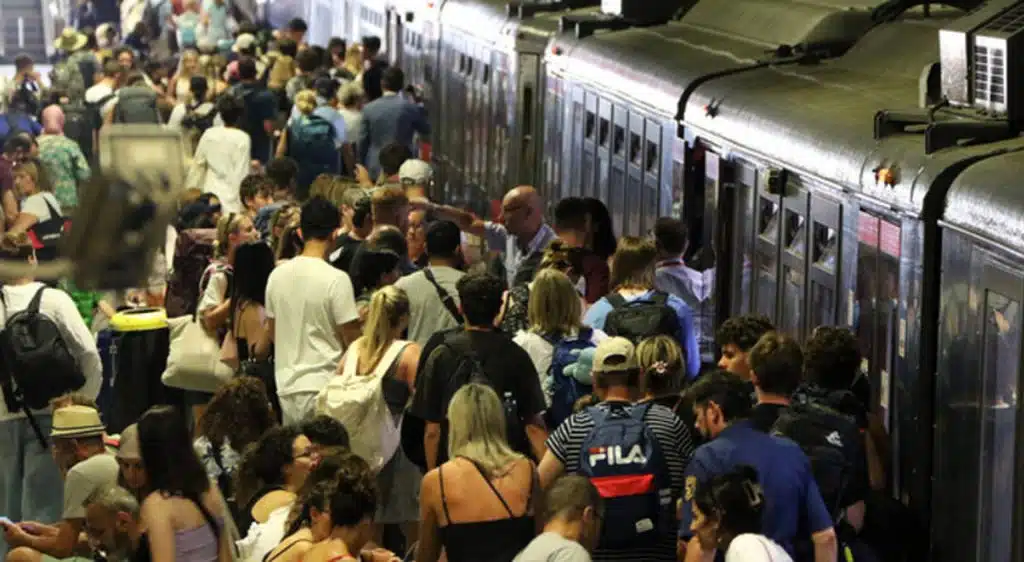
top-left (812, 223), bottom-right (837, 274)
top-left (613, 126), bottom-right (625, 155)
top-left (458, 53), bottom-right (465, 73)
top-left (483, 64), bottom-right (491, 84)
top-left (759, 198), bottom-right (780, 242)
top-left (466, 58), bottom-right (474, 76)
top-left (585, 112), bottom-right (596, 139)
top-left (785, 211), bottom-right (806, 258)
top-left (599, 118), bottom-right (610, 146)
top-left (629, 133), bottom-right (642, 164)
top-left (645, 142), bottom-right (658, 173)
top-left (523, 85), bottom-right (534, 136)
top-left (979, 289), bottom-right (1019, 562)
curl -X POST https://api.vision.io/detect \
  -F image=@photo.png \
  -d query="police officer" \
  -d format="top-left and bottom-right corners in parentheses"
top-left (677, 371), bottom-right (837, 562)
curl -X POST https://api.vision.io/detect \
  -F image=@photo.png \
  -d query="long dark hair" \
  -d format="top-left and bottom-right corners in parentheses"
top-left (230, 241), bottom-right (275, 335)
top-left (693, 465), bottom-right (765, 548)
top-left (138, 406), bottom-right (211, 500)
top-left (197, 377), bottom-right (277, 453)
top-left (283, 449), bottom-right (355, 536)
top-left (235, 426), bottom-right (300, 509)
top-left (583, 197), bottom-right (617, 260)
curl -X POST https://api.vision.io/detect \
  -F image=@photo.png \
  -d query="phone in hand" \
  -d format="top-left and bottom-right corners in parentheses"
top-left (0, 516), bottom-right (13, 527)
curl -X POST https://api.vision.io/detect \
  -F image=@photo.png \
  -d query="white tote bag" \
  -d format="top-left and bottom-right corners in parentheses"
top-left (162, 315), bottom-right (235, 393)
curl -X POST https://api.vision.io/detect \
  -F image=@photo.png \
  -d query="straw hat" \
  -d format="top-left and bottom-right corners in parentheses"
top-left (53, 28), bottom-right (87, 52)
top-left (51, 405), bottom-right (105, 439)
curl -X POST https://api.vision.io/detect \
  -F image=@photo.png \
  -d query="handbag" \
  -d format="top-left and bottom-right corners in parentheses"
top-left (162, 314), bottom-right (235, 392)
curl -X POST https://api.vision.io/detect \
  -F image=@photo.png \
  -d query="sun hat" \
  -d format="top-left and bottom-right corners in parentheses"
top-left (591, 337), bottom-right (638, 373)
top-left (53, 28), bottom-right (88, 52)
top-left (116, 424), bottom-right (141, 459)
top-left (51, 405), bottom-right (106, 439)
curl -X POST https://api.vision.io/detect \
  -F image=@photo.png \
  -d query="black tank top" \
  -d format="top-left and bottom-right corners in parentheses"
top-left (437, 459), bottom-right (535, 562)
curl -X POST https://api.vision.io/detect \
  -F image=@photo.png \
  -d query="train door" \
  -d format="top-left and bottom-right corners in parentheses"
top-left (855, 211), bottom-right (902, 433)
top-left (388, 8), bottom-right (404, 67)
top-left (711, 154), bottom-right (755, 321)
top-left (806, 195), bottom-right (842, 330)
top-left (607, 102), bottom-right (626, 235)
top-left (492, 51), bottom-right (510, 199)
top-left (933, 235), bottom-right (1021, 562)
top-left (778, 181), bottom-right (809, 339)
top-left (580, 93), bottom-right (599, 201)
top-left (639, 119), bottom-right (663, 235)
top-left (623, 115), bottom-right (644, 236)
top-left (753, 168), bottom-right (783, 321)
top-left (542, 75), bottom-right (565, 202)
top-left (514, 52), bottom-right (540, 189)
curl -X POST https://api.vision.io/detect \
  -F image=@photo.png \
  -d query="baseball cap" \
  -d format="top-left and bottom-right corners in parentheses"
top-left (592, 337), bottom-right (637, 373)
top-left (398, 159), bottom-right (433, 186)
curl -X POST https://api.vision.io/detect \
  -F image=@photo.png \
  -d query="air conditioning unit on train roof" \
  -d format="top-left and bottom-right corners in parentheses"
top-left (941, 0), bottom-right (1024, 125)
top-left (600, 0), bottom-right (691, 23)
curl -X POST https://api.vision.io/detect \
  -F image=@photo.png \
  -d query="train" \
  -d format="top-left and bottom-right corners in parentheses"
top-left (268, 0), bottom-right (1024, 560)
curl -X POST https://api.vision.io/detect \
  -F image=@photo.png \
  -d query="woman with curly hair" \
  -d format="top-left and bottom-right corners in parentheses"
top-left (193, 377), bottom-right (277, 516)
top-left (233, 426), bottom-right (316, 536)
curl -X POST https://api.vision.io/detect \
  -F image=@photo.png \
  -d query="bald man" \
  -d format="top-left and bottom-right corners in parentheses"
top-left (415, 185), bottom-right (555, 287)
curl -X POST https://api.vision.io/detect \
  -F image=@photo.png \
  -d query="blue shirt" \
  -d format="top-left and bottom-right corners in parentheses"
top-left (583, 289), bottom-right (701, 379)
top-left (678, 421), bottom-right (833, 557)
top-left (0, 113), bottom-right (42, 138)
top-left (231, 82), bottom-right (277, 164)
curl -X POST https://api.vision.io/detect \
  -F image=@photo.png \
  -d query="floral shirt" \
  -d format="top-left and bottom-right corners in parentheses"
top-left (37, 134), bottom-right (91, 209)
top-left (194, 435), bottom-right (241, 486)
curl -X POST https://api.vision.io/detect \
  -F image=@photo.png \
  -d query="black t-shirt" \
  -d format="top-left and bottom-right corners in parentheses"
top-left (749, 402), bottom-right (789, 433)
top-left (329, 233), bottom-right (364, 273)
top-left (408, 329), bottom-right (546, 455)
top-left (231, 82), bottom-right (277, 163)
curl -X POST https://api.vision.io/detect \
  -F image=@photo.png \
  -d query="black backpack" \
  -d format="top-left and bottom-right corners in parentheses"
top-left (443, 332), bottom-right (528, 455)
top-left (0, 286), bottom-right (86, 447)
top-left (604, 291), bottom-right (681, 343)
top-left (64, 95), bottom-right (112, 162)
top-left (771, 401), bottom-right (863, 520)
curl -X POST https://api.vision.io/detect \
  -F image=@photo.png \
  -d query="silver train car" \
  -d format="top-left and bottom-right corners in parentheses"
top-left (270, 0), bottom-right (1024, 559)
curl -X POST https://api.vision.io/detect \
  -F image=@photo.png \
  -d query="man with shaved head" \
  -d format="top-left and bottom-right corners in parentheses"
top-left (415, 185), bottom-right (555, 286)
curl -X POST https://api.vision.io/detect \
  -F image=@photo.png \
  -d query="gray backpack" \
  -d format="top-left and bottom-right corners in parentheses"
top-left (113, 86), bottom-right (162, 124)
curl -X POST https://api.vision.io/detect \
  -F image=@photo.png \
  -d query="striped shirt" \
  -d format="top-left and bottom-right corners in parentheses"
top-left (546, 401), bottom-right (696, 561)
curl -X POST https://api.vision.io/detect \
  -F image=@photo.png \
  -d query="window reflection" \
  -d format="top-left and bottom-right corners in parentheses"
top-left (783, 266), bottom-right (804, 335)
top-left (757, 250), bottom-right (777, 319)
top-left (760, 199), bottom-right (780, 242)
top-left (979, 290), bottom-right (1018, 562)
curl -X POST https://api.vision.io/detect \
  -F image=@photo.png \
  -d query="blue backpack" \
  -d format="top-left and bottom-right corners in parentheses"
top-left (543, 327), bottom-right (595, 429)
top-left (289, 114), bottom-right (339, 173)
top-left (579, 402), bottom-right (674, 550)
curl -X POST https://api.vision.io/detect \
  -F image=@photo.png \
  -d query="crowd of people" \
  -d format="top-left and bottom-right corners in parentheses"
top-left (0, 11), bottom-right (906, 562)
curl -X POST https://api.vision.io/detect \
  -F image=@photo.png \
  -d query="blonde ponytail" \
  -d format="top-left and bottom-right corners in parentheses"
top-left (357, 286), bottom-right (410, 373)
top-left (214, 212), bottom-right (245, 259)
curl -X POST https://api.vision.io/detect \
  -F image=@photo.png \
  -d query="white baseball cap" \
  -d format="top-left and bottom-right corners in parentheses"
top-left (399, 159), bottom-right (433, 186)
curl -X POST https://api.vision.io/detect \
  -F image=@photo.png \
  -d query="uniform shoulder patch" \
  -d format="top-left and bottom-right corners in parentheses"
top-left (685, 475), bottom-right (697, 501)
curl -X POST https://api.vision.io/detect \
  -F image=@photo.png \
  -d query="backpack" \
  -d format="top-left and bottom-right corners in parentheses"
top-left (288, 114), bottom-right (339, 173)
top-left (0, 112), bottom-right (29, 147)
top-left (113, 86), bottom-right (162, 124)
top-left (26, 195), bottom-right (65, 262)
top-left (178, 19), bottom-right (198, 49)
top-left (444, 331), bottom-right (528, 455)
top-left (51, 60), bottom-right (86, 101)
top-left (63, 96), bottom-right (111, 162)
top-left (604, 291), bottom-right (681, 344)
top-left (315, 339), bottom-right (407, 472)
top-left (164, 228), bottom-right (216, 317)
top-left (771, 401), bottom-right (863, 520)
top-left (180, 103), bottom-right (217, 154)
top-left (579, 402), bottom-right (674, 549)
top-left (0, 285), bottom-right (86, 447)
top-left (543, 328), bottom-right (595, 429)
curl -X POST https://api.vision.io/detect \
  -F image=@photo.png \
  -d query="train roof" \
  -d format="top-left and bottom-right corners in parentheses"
top-left (545, 0), bottom-right (888, 121)
top-left (943, 147), bottom-right (1024, 253)
top-left (440, 0), bottom-right (512, 36)
top-left (680, 7), bottom-right (1024, 215)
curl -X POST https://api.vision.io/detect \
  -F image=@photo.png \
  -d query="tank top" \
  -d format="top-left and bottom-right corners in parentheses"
top-left (438, 459), bottom-right (536, 562)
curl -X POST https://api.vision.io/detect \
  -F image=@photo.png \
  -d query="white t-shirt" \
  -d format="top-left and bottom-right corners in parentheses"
top-left (265, 256), bottom-right (358, 397)
top-left (513, 327), bottom-right (607, 406)
top-left (236, 503), bottom-right (291, 562)
top-left (338, 107), bottom-right (362, 145)
top-left (725, 534), bottom-right (794, 562)
top-left (22, 192), bottom-right (61, 221)
top-left (185, 126), bottom-right (250, 213)
top-left (0, 282), bottom-right (103, 421)
top-left (85, 83), bottom-right (118, 119)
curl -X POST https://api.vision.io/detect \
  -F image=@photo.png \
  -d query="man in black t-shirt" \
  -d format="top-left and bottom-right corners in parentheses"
top-left (329, 187), bottom-right (372, 273)
top-left (408, 272), bottom-right (547, 470)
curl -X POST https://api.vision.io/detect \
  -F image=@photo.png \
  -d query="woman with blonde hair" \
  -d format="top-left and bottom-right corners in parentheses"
top-left (8, 158), bottom-right (63, 264)
top-left (512, 268), bottom-right (606, 427)
top-left (417, 383), bottom-right (539, 562)
top-left (583, 236), bottom-right (701, 379)
top-left (499, 239), bottom-right (586, 334)
top-left (276, 89), bottom-right (341, 199)
top-left (329, 285), bottom-right (420, 544)
top-left (169, 48), bottom-right (202, 102)
top-left (198, 212), bottom-right (258, 334)
top-left (635, 334), bottom-right (687, 408)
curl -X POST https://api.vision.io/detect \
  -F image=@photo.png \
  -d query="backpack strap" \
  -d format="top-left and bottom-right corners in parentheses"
top-left (340, 339), bottom-right (362, 377)
top-left (606, 293), bottom-right (628, 309)
top-left (649, 291), bottom-right (669, 306)
top-left (628, 401), bottom-right (653, 423)
top-left (27, 285), bottom-right (46, 314)
top-left (586, 404), bottom-right (607, 426)
top-left (423, 268), bottom-right (462, 325)
top-left (41, 196), bottom-right (62, 221)
top-left (371, 340), bottom-right (409, 378)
